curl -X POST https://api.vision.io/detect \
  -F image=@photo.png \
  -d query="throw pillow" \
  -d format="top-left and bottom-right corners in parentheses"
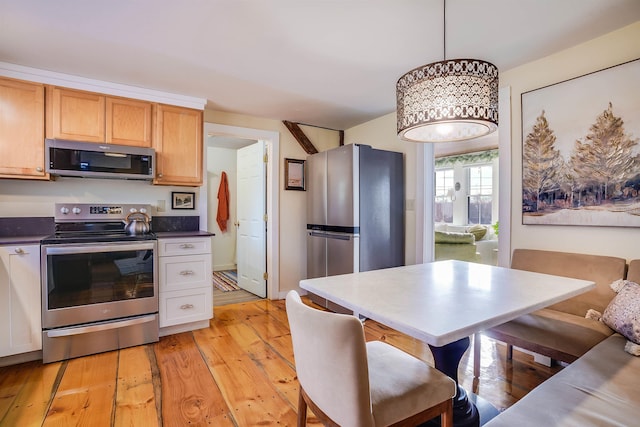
top-left (602, 280), bottom-right (640, 346)
top-left (467, 224), bottom-right (487, 241)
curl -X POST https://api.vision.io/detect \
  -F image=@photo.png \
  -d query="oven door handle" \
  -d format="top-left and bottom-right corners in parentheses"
top-left (46, 314), bottom-right (157, 338)
top-left (43, 241), bottom-right (156, 255)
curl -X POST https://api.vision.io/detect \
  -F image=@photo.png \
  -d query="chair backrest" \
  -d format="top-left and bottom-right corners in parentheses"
top-left (286, 291), bottom-right (374, 427)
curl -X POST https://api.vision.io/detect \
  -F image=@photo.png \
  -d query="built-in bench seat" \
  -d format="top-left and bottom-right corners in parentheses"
top-left (482, 258), bottom-right (640, 425)
top-left (475, 249), bottom-right (626, 375)
top-left (484, 332), bottom-right (640, 426)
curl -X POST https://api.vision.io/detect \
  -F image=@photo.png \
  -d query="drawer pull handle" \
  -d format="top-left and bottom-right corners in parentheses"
top-left (180, 304), bottom-right (194, 310)
top-left (14, 248), bottom-right (25, 254)
top-left (180, 270), bottom-right (194, 275)
top-left (180, 243), bottom-right (195, 249)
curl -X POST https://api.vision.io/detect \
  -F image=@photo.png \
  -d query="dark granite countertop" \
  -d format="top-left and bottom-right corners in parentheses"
top-left (0, 215), bottom-right (214, 244)
top-left (0, 217), bottom-right (54, 245)
top-left (0, 235), bottom-right (49, 245)
top-left (154, 231), bottom-right (215, 238)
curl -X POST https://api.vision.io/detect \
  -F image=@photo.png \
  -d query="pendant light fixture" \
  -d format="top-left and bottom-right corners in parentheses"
top-left (396, 0), bottom-right (498, 143)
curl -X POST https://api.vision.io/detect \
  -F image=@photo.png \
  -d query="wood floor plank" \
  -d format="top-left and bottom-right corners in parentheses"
top-left (43, 352), bottom-right (118, 427)
top-left (195, 317), bottom-right (299, 426)
top-left (154, 332), bottom-right (233, 427)
top-left (0, 360), bottom-right (61, 426)
top-left (236, 301), bottom-right (296, 365)
top-left (114, 345), bottom-right (159, 427)
top-left (0, 361), bottom-right (33, 420)
top-left (0, 299), bottom-right (566, 425)
top-left (208, 301), bottom-right (323, 425)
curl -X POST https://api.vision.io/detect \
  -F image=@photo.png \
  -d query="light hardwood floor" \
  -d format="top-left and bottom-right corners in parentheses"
top-left (0, 298), bottom-right (563, 426)
top-left (213, 288), bottom-right (263, 306)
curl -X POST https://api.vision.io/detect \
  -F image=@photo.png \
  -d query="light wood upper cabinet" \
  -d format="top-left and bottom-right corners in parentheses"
top-left (153, 104), bottom-right (203, 186)
top-left (47, 87), bottom-right (152, 147)
top-left (47, 87), bottom-right (105, 142)
top-left (106, 97), bottom-right (152, 147)
top-left (0, 77), bottom-right (47, 179)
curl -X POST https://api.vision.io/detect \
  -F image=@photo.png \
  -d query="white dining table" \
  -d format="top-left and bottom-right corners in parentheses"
top-left (299, 260), bottom-right (595, 427)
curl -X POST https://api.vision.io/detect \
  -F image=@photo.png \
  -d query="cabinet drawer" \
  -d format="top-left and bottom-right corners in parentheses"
top-left (159, 254), bottom-right (210, 292)
top-left (159, 288), bottom-right (212, 327)
top-left (158, 237), bottom-right (211, 256)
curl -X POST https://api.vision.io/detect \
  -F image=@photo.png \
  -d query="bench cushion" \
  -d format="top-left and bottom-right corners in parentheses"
top-left (484, 308), bottom-right (614, 362)
top-left (510, 249), bottom-right (627, 316)
top-left (484, 334), bottom-right (640, 427)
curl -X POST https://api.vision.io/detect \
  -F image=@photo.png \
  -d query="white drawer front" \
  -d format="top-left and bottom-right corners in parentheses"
top-left (158, 237), bottom-right (211, 256)
top-left (159, 255), bottom-right (211, 292)
top-left (160, 288), bottom-right (212, 327)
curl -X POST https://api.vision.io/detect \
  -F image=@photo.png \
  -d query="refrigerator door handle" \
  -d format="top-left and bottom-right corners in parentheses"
top-left (309, 231), bottom-right (352, 241)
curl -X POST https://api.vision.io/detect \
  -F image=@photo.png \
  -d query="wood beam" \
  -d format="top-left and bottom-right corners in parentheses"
top-left (282, 120), bottom-right (318, 154)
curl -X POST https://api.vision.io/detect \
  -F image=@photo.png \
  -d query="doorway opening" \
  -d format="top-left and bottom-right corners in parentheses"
top-left (434, 149), bottom-right (499, 265)
top-left (203, 123), bottom-right (280, 304)
top-left (207, 136), bottom-right (263, 305)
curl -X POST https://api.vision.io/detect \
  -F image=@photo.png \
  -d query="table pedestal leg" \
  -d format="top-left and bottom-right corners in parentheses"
top-left (428, 337), bottom-right (479, 427)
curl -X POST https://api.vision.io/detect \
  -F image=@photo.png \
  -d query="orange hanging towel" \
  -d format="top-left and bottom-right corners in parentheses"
top-left (217, 171), bottom-right (230, 232)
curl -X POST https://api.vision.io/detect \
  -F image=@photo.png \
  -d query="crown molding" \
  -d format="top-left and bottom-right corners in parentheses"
top-left (0, 61), bottom-right (206, 110)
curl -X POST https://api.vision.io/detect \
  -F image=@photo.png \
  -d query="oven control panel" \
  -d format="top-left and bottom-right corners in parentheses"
top-left (55, 203), bottom-right (152, 221)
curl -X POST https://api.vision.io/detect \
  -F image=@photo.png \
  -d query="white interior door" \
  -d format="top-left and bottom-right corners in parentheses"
top-left (236, 141), bottom-right (267, 297)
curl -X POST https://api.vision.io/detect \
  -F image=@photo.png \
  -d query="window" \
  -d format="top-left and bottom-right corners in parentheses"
top-left (435, 168), bottom-right (454, 223)
top-left (467, 164), bottom-right (493, 225)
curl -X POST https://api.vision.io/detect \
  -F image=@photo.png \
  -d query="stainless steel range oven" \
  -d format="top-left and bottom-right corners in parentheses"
top-left (41, 203), bottom-right (159, 363)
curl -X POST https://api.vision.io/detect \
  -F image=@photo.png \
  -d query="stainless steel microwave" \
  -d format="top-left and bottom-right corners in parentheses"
top-left (45, 139), bottom-right (155, 180)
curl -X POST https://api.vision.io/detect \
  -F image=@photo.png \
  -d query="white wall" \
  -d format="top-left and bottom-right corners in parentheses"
top-left (502, 21), bottom-right (640, 262)
top-left (0, 177), bottom-right (203, 219)
top-left (207, 146), bottom-right (237, 271)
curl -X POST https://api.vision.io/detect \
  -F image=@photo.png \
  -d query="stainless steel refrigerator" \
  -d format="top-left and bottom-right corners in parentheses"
top-left (306, 144), bottom-right (404, 309)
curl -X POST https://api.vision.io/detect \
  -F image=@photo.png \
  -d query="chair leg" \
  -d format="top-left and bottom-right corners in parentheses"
top-left (506, 344), bottom-right (513, 360)
top-left (297, 389), bottom-right (307, 427)
top-left (441, 399), bottom-right (454, 427)
top-left (473, 333), bottom-right (481, 378)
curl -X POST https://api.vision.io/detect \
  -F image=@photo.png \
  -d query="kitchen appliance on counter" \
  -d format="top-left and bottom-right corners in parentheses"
top-left (41, 203), bottom-right (158, 363)
top-left (306, 144), bottom-right (404, 304)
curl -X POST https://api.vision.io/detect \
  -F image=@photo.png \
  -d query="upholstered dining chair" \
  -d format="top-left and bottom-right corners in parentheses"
top-left (286, 290), bottom-right (456, 427)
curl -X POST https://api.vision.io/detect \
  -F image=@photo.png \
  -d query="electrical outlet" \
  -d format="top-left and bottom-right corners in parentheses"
top-left (157, 200), bottom-right (166, 212)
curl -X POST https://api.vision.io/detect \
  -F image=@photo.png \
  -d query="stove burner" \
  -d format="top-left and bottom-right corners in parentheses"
top-left (42, 203), bottom-right (156, 245)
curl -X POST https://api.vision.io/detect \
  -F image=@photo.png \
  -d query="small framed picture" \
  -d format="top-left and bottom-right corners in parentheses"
top-left (171, 191), bottom-right (195, 209)
top-left (285, 158), bottom-right (305, 191)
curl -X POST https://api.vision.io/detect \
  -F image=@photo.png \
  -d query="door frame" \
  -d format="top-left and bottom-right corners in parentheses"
top-left (203, 123), bottom-right (279, 300)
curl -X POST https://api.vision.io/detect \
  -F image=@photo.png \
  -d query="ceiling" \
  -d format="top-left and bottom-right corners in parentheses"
top-left (1, 0), bottom-right (639, 131)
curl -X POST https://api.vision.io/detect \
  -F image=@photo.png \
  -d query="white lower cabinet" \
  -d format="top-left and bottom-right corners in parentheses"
top-left (158, 237), bottom-right (212, 334)
top-left (0, 244), bottom-right (42, 357)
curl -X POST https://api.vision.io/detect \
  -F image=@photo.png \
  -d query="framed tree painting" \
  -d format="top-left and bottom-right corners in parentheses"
top-left (521, 58), bottom-right (640, 227)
